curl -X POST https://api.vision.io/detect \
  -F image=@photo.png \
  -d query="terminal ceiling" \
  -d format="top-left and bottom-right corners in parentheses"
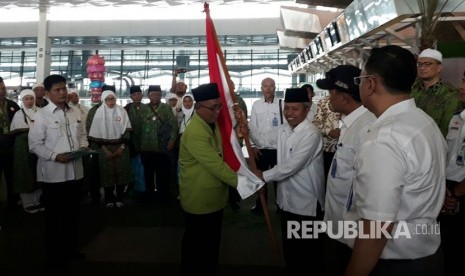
top-left (0, 0), bottom-right (349, 9)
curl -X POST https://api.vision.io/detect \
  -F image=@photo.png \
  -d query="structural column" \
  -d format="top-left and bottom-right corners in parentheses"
top-left (36, 6), bottom-right (51, 83)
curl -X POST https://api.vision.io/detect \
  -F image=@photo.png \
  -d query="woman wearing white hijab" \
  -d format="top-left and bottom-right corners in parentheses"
top-left (10, 89), bottom-right (42, 213)
top-left (86, 90), bottom-right (132, 208)
top-left (178, 94), bottom-right (194, 135)
top-left (173, 94), bottom-right (195, 196)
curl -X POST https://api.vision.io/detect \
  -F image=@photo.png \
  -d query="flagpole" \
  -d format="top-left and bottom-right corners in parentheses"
top-left (203, 2), bottom-right (282, 262)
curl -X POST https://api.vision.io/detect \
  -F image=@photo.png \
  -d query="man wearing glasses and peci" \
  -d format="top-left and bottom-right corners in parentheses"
top-left (411, 48), bottom-right (459, 137)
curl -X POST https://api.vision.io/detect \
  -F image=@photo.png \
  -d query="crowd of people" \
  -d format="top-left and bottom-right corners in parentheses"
top-left (0, 46), bottom-right (464, 275)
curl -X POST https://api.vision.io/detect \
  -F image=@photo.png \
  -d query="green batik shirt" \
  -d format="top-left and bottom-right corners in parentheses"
top-left (139, 103), bottom-right (178, 152)
top-left (412, 79), bottom-right (459, 137)
top-left (0, 101), bottom-right (9, 134)
top-left (125, 103), bottom-right (144, 153)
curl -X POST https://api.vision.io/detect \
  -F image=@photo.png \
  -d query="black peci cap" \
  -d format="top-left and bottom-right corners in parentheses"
top-left (284, 87), bottom-right (309, 103)
top-left (192, 83), bottom-right (220, 102)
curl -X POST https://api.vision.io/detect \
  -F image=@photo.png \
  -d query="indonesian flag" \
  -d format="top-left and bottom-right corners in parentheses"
top-left (204, 3), bottom-right (264, 199)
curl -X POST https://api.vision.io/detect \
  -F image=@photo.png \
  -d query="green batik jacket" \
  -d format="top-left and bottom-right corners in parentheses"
top-left (139, 102), bottom-right (178, 152)
top-left (412, 79), bottom-right (459, 137)
top-left (124, 102), bottom-right (144, 155)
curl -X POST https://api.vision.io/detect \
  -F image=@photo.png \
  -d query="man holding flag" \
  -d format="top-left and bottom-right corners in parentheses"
top-left (179, 3), bottom-right (267, 274)
top-left (179, 83), bottom-right (237, 275)
top-left (179, 82), bottom-right (263, 274)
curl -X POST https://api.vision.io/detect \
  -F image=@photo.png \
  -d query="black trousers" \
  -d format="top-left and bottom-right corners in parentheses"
top-left (42, 180), bottom-right (82, 265)
top-left (439, 179), bottom-right (465, 276)
top-left (140, 151), bottom-right (171, 200)
top-left (82, 153), bottom-right (101, 203)
top-left (254, 149), bottom-right (277, 206)
top-left (371, 248), bottom-right (444, 276)
top-left (323, 151), bottom-right (335, 181)
top-left (0, 150), bottom-right (17, 205)
top-left (281, 207), bottom-right (325, 275)
top-left (324, 237), bottom-right (352, 276)
top-left (181, 209), bottom-right (223, 276)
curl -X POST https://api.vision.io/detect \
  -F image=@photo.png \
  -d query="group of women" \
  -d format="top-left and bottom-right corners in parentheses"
top-left (11, 88), bottom-right (195, 213)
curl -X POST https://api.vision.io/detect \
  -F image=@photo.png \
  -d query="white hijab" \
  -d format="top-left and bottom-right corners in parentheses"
top-left (88, 90), bottom-right (131, 140)
top-left (10, 89), bottom-right (38, 130)
top-left (68, 89), bottom-right (79, 108)
top-left (179, 94), bottom-right (195, 134)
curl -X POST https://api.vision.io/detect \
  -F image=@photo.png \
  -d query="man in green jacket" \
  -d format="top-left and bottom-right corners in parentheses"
top-left (179, 83), bottom-right (238, 275)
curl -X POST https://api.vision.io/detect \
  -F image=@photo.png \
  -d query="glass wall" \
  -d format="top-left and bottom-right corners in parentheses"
top-left (0, 39), bottom-right (297, 112)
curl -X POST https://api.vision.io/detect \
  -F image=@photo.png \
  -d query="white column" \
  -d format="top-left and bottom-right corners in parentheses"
top-left (36, 7), bottom-right (51, 83)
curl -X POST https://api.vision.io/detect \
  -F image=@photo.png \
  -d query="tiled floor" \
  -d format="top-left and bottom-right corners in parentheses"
top-left (0, 187), bottom-right (285, 276)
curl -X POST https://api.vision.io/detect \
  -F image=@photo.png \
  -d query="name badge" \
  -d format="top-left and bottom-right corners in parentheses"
top-left (272, 117), bottom-right (278, 127)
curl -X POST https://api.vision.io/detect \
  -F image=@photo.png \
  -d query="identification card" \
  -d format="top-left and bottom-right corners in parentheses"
top-left (330, 159), bottom-right (337, 178)
top-left (272, 117), bottom-right (278, 127)
top-left (456, 147), bottom-right (465, 166)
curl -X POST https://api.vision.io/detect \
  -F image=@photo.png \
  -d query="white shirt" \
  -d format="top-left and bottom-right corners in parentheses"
top-left (446, 110), bottom-right (465, 181)
top-left (70, 103), bottom-right (90, 124)
top-left (306, 102), bottom-right (317, 122)
top-left (263, 119), bottom-right (325, 217)
top-left (324, 106), bottom-right (375, 244)
top-left (344, 99), bottom-right (446, 259)
top-left (249, 98), bottom-right (282, 149)
top-left (29, 101), bottom-right (88, 183)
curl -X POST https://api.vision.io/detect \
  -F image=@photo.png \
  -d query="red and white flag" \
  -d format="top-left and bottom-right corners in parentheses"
top-left (204, 3), bottom-right (264, 199)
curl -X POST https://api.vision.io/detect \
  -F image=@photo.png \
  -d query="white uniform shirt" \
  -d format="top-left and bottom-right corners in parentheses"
top-left (324, 106), bottom-right (375, 244)
top-left (344, 99), bottom-right (446, 259)
top-left (306, 102), bottom-right (317, 122)
top-left (249, 98), bottom-right (282, 149)
top-left (263, 119), bottom-right (325, 217)
top-left (446, 110), bottom-right (465, 181)
top-left (29, 102), bottom-right (88, 183)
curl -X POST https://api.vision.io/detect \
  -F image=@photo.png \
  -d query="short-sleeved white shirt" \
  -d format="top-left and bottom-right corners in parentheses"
top-left (344, 99), bottom-right (446, 259)
top-left (324, 106), bottom-right (375, 244)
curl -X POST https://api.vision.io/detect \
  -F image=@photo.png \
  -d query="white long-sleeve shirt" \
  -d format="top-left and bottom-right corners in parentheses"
top-left (29, 102), bottom-right (88, 183)
top-left (263, 119), bottom-right (325, 217)
top-left (249, 98), bottom-right (282, 149)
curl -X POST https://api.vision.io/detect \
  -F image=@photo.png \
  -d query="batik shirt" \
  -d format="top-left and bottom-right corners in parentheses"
top-left (412, 79), bottom-right (459, 137)
top-left (312, 95), bottom-right (341, 153)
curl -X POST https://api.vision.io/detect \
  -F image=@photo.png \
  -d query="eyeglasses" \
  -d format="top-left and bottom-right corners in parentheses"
top-left (353, 75), bottom-right (374, 85)
top-left (417, 62), bottom-right (439, 68)
top-left (105, 97), bottom-right (116, 102)
top-left (199, 103), bottom-right (223, 112)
